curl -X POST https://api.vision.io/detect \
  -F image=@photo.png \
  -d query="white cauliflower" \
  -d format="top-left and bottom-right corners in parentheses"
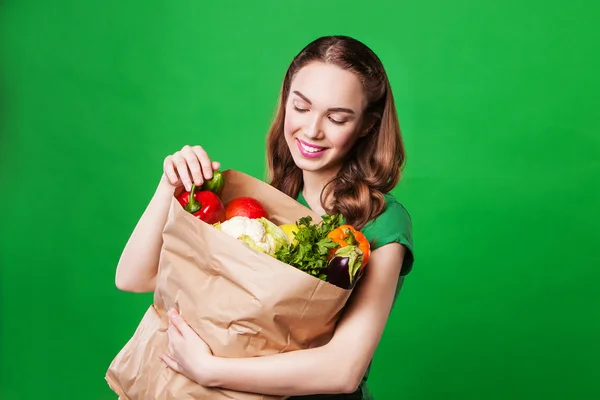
top-left (216, 216), bottom-right (289, 256)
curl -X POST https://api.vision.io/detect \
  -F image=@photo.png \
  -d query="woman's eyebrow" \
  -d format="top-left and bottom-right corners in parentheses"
top-left (292, 90), bottom-right (355, 114)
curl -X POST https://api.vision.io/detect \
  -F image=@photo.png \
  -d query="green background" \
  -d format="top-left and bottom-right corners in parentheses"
top-left (1, 1), bottom-right (599, 399)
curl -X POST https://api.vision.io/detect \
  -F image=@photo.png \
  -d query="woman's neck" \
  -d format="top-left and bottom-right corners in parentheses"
top-left (301, 169), bottom-right (338, 215)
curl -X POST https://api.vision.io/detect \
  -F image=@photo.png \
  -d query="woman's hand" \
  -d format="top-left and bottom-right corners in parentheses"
top-left (159, 308), bottom-right (215, 386)
top-left (161, 145), bottom-right (220, 192)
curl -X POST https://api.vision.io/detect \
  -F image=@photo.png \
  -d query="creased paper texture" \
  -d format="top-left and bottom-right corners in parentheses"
top-left (106, 170), bottom-right (354, 399)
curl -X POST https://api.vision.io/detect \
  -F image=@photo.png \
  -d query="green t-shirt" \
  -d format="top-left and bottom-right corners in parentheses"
top-left (295, 191), bottom-right (415, 400)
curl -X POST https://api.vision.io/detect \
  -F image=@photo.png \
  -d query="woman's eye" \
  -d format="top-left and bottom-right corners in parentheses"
top-left (329, 117), bottom-right (346, 125)
top-left (293, 105), bottom-right (309, 113)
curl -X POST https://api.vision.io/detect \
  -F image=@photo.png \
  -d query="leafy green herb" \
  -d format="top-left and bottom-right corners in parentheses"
top-left (274, 214), bottom-right (344, 280)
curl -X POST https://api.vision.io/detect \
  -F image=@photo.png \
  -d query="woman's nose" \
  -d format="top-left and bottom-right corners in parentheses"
top-left (304, 116), bottom-right (324, 139)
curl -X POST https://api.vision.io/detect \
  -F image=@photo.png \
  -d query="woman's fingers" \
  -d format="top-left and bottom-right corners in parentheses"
top-left (172, 152), bottom-right (193, 191)
top-left (181, 145), bottom-right (204, 187)
top-left (191, 145), bottom-right (214, 181)
top-left (159, 353), bottom-right (182, 373)
top-left (162, 145), bottom-right (219, 191)
top-left (163, 155), bottom-right (180, 186)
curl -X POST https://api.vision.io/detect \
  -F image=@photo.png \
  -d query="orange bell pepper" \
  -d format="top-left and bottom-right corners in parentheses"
top-left (327, 225), bottom-right (371, 268)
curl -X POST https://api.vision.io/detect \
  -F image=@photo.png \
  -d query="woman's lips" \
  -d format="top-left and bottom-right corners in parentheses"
top-left (296, 139), bottom-right (329, 158)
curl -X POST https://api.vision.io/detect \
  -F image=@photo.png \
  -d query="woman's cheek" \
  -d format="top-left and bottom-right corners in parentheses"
top-left (329, 127), bottom-right (358, 150)
top-left (283, 116), bottom-right (292, 136)
top-left (283, 113), bottom-right (301, 137)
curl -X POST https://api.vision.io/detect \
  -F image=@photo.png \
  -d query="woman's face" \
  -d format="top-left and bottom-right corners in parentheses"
top-left (284, 61), bottom-right (368, 177)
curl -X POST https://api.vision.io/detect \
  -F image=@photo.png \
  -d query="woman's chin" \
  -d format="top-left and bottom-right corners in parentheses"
top-left (291, 155), bottom-right (323, 172)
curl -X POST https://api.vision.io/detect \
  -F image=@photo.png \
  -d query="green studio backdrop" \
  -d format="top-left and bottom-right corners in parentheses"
top-left (1, 1), bottom-right (599, 399)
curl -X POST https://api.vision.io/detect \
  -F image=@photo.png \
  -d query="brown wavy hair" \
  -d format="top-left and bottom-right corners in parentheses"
top-left (266, 36), bottom-right (406, 230)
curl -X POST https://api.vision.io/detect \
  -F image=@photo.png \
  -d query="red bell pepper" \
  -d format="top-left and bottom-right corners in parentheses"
top-left (177, 183), bottom-right (226, 224)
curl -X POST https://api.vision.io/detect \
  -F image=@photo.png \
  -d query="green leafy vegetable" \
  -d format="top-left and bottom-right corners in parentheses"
top-left (274, 214), bottom-right (344, 280)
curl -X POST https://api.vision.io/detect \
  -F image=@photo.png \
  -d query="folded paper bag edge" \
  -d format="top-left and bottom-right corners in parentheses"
top-left (219, 169), bottom-right (323, 224)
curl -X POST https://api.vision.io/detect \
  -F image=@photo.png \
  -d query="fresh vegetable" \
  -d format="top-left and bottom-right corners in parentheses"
top-left (215, 216), bottom-right (289, 257)
top-left (278, 223), bottom-right (299, 244)
top-left (201, 169), bottom-right (225, 195)
top-left (326, 245), bottom-right (364, 289)
top-left (274, 214), bottom-right (344, 280)
top-left (177, 183), bottom-right (226, 224)
top-left (327, 225), bottom-right (371, 268)
top-left (225, 197), bottom-right (269, 220)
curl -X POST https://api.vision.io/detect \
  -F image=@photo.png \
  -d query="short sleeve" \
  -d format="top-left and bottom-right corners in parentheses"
top-left (361, 196), bottom-right (415, 276)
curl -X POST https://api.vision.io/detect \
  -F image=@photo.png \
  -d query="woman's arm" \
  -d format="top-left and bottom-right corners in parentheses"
top-left (114, 177), bottom-right (178, 292)
top-left (203, 243), bottom-right (406, 395)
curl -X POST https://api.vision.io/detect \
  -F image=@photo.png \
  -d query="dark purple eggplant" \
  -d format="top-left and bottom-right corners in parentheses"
top-left (326, 245), bottom-right (364, 289)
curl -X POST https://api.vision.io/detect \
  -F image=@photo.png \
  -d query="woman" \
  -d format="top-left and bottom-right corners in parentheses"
top-left (115, 35), bottom-right (414, 400)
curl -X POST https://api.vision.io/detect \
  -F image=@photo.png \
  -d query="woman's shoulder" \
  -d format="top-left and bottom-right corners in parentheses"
top-left (361, 192), bottom-right (415, 275)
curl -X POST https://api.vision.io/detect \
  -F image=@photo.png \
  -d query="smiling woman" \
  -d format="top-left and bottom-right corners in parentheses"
top-left (114, 35), bottom-right (414, 400)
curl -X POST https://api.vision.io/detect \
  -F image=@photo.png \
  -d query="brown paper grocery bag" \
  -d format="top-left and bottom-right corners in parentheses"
top-left (106, 170), bottom-right (354, 400)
